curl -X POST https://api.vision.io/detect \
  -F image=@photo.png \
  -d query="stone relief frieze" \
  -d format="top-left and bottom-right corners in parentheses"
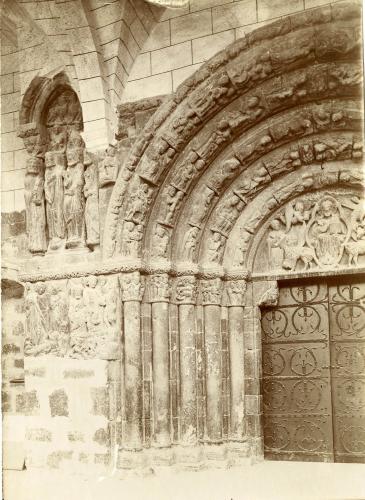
top-left (24, 275), bottom-right (120, 359)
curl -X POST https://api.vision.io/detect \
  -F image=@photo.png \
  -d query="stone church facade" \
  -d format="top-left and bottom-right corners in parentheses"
top-left (1, 0), bottom-right (364, 473)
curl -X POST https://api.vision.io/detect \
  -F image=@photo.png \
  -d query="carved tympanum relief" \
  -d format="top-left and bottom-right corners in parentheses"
top-left (255, 190), bottom-right (365, 273)
top-left (24, 275), bottom-right (119, 359)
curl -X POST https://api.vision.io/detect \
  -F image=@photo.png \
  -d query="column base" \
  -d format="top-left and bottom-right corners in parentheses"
top-left (149, 445), bottom-right (174, 466)
top-left (203, 442), bottom-right (227, 464)
top-left (174, 444), bottom-right (202, 469)
top-left (117, 449), bottom-right (145, 469)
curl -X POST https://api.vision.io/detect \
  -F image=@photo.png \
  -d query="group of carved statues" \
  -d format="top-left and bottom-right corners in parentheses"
top-left (24, 275), bottom-right (119, 359)
top-left (20, 90), bottom-right (121, 255)
top-left (266, 193), bottom-right (365, 272)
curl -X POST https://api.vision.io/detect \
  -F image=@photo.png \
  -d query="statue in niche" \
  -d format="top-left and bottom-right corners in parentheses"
top-left (98, 144), bottom-right (119, 187)
top-left (44, 151), bottom-right (66, 251)
top-left (49, 125), bottom-right (67, 153)
top-left (122, 221), bottom-right (142, 256)
top-left (152, 224), bottom-right (169, 258)
top-left (24, 156), bottom-right (47, 255)
top-left (84, 152), bottom-right (100, 248)
top-left (182, 225), bottom-right (199, 260)
top-left (307, 196), bottom-right (349, 267)
top-left (64, 130), bottom-right (86, 249)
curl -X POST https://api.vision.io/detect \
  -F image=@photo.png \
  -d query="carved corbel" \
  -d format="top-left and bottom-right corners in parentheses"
top-left (256, 280), bottom-right (279, 307)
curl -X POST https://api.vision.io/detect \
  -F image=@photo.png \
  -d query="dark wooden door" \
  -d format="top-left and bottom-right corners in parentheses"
top-left (261, 278), bottom-right (365, 463)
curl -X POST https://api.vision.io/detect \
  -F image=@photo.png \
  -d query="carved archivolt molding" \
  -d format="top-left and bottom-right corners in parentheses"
top-left (105, 2), bottom-right (362, 278)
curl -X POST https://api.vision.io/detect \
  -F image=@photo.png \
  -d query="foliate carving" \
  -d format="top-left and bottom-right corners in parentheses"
top-left (98, 143), bottom-right (119, 187)
top-left (148, 274), bottom-right (171, 303)
top-left (175, 276), bottom-right (197, 304)
top-left (225, 280), bottom-right (247, 307)
top-left (200, 278), bottom-right (223, 306)
top-left (84, 152), bottom-right (100, 248)
top-left (120, 272), bottom-right (145, 302)
top-left (24, 276), bottom-right (119, 359)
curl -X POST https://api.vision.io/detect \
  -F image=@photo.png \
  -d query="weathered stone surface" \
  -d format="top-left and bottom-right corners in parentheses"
top-left (49, 389), bottom-right (69, 417)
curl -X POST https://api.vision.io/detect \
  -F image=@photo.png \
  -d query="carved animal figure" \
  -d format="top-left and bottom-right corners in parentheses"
top-left (345, 239), bottom-right (365, 266)
top-left (282, 245), bottom-right (316, 271)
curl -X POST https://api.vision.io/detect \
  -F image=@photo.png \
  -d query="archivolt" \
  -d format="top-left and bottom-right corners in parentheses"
top-left (104, 2), bottom-right (363, 272)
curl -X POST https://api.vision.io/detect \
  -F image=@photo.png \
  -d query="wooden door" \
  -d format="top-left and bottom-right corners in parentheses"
top-left (261, 278), bottom-right (365, 463)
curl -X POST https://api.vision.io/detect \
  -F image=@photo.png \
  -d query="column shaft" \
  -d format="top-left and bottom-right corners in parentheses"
top-left (179, 304), bottom-right (197, 444)
top-left (204, 304), bottom-right (222, 442)
top-left (228, 306), bottom-right (245, 440)
top-left (152, 302), bottom-right (171, 447)
top-left (123, 301), bottom-right (143, 450)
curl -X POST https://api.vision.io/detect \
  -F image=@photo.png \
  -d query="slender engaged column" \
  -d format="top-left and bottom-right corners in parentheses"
top-left (201, 278), bottom-right (223, 443)
top-left (149, 274), bottom-right (171, 448)
top-left (120, 272), bottom-right (145, 450)
top-left (226, 279), bottom-right (247, 442)
top-left (175, 276), bottom-right (198, 445)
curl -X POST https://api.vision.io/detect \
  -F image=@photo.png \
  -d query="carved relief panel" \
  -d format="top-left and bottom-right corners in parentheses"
top-left (24, 275), bottom-right (120, 360)
top-left (253, 189), bottom-right (365, 274)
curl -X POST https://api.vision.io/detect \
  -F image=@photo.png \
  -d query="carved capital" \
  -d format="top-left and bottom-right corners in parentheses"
top-left (174, 276), bottom-right (197, 305)
top-left (148, 273), bottom-right (171, 303)
top-left (120, 272), bottom-right (144, 302)
top-left (225, 279), bottom-right (247, 307)
top-left (200, 278), bottom-right (223, 306)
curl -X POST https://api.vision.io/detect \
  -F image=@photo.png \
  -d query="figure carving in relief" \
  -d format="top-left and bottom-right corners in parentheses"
top-left (122, 221), bottom-right (142, 256)
top-left (344, 197), bottom-right (365, 266)
top-left (125, 183), bottom-right (150, 223)
top-left (201, 278), bottom-right (222, 305)
top-left (182, 225), bottom-right (199, 260)
top-left (49, 284), bottom-right (69, 355)
top-left (215, 195), bottom-right (244, 234)
top-left (149, 274), bottom-right (170, 301)
top-left (83, 276), bottom-right (105, 334)
top-left (210, 158), bottom-right (240, 192)
top-left (64, 130), bottom-right (86, 249)
top-left (171, 161), bottom-right (195, 191)
top-left (84, 152), bottom-right (100, 248)
top-left (226, 280), bottom-right (247, 306)
top-left (121, 272), bottom-right (144, 302)
top-left (24, 157), bottom-right (47, 255)
top-left (49, 125), bottom-right (67, 153)
top-left (101, 278), bottom-right (118, 331)
top-left (98, 144), bottom-right (119, 187)
top-left (44, 151), bottom-right (66, 250)
top-left (46, 93), bottom-right (68, 126)
top-left (267, 219), bottom-right (286, 270)
top-left (69, 282), bottom-right (95, 358)
top-left (24, 283), bottom-right (50, 355)
top-left (207, 231), bottom-right (225, 263)
top-left (153, 224), bottom-right (169, 258)
top-left (307, 196), bottom-right (349, 267)
top-left (190, 186), bottom-right (215, 226)
top-left (164, 185), bottom-right (184, 224)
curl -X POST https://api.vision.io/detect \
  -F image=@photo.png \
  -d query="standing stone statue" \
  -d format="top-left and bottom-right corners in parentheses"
top-left (64, 129), bottom-right (86, 249)
top-left (44, 151), bottom-right (66, 250)
top-left (84, 152), bottom-right (100, 248)
top-left (24, 156), bottom-right (47, 255)
top-left (98, 143), bottom-right (119, 187)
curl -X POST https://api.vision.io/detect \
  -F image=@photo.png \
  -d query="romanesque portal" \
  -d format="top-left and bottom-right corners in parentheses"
top-left (7, 3), bottom-right (365, 471)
